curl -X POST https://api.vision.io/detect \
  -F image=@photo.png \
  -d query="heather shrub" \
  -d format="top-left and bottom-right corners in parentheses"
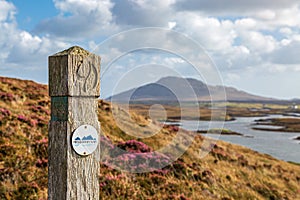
top-left (117, 139), bottom-right (152, 153)
top-left (0, 92), bottom-right (15, 102)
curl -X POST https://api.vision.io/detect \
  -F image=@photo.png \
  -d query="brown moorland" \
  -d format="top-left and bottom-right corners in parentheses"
top-left (127, 101), bottom-right (295, 123)
top-left (0, 76), bottom-right (300, 199)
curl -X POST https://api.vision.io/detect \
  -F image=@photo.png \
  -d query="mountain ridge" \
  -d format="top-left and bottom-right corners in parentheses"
top-left (109, 76), bottom-right (276, 102)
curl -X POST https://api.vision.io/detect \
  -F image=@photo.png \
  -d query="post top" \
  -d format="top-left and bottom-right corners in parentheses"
top-left (49, 46), bottom-right (100, 97)
top-left (52, 46), bottom-right (91, 57)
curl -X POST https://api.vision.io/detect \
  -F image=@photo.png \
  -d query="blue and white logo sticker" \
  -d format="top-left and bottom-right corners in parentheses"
top-left (72, 125), bottom-right (98, 156)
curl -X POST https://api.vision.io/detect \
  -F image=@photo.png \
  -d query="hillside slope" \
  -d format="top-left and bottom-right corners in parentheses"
top-left (0, 76), bottom-right (299, 199)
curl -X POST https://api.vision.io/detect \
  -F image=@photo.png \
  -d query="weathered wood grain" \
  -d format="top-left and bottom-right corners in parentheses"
top-left (49, 46), bottom-right (100, 97)
top-left (48, 46), bottom-right (100, 200)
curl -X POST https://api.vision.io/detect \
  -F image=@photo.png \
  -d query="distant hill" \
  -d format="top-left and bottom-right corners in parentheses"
top-left (108, 76), bottom-right (276, 102)
top-left (1, 76), bottom-right (300, 199)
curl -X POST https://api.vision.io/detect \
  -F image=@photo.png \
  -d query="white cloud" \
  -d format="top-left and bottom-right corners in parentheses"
top-left (224, 72), bottom-right (241, 83)
top-left (0, 0), bottom-right (15, 22)
top-left (54, 0), bottom-right (112, 17)
top-left (222, 65), bottom-right (300, 99)
top-left (280, 27), bottom-right (293, 35)
top-left (171, 13), bottom-right (279, 73)
top-left (214, 45), bottom-right (253, 70)
top-left (234, 18), bottom-right (257, 29)
top-left (255, 10), bottom-right (276, 20)
top-left (35, 0), bottom-right (116, 38)
top-left (112, 0), bottom-right (175, 27)
top-left (174, 0), bottom-right (298, 16)
top-left (164, 57), bottom-right (185, 65)
top-left (0, 0), bottom-right (69, 82)
top-left (168, 21), bottom-right (176, 29)
top-left (6, 31), bottom-right (68, 64)
top-left (271, 5), bottom-right (300, 27)
top-left (0, 1), bottom-right (16, 59)
top-left (174, 12), bottom-right (236, 51)
top-left (238, 31), bottom-right (277, 53)
top-left (269, 41), bottom-right (300, 65)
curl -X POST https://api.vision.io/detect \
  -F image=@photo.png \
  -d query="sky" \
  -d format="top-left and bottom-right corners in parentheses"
top-left (1, 0), bottom-right (300, 99)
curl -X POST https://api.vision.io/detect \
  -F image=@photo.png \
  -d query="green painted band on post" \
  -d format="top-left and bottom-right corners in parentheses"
top-left (51, 96), bottom-right (68, 121)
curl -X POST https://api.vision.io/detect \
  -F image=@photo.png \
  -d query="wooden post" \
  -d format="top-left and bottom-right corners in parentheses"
top-left (48, 46), bottom-right (100, 199)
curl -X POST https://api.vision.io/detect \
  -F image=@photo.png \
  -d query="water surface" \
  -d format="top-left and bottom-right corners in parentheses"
top-left (179, 115), bottom-right (300, 163)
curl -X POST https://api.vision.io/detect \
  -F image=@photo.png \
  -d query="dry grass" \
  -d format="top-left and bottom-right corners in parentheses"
top-left (127, 103), bottom-right (231, 121)
top-left (99, 100), bottom-right (300, 200)
top-left (127, 101), bottom-right (295, 122)
top-left (0, 76), bottom-right (300, 200)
